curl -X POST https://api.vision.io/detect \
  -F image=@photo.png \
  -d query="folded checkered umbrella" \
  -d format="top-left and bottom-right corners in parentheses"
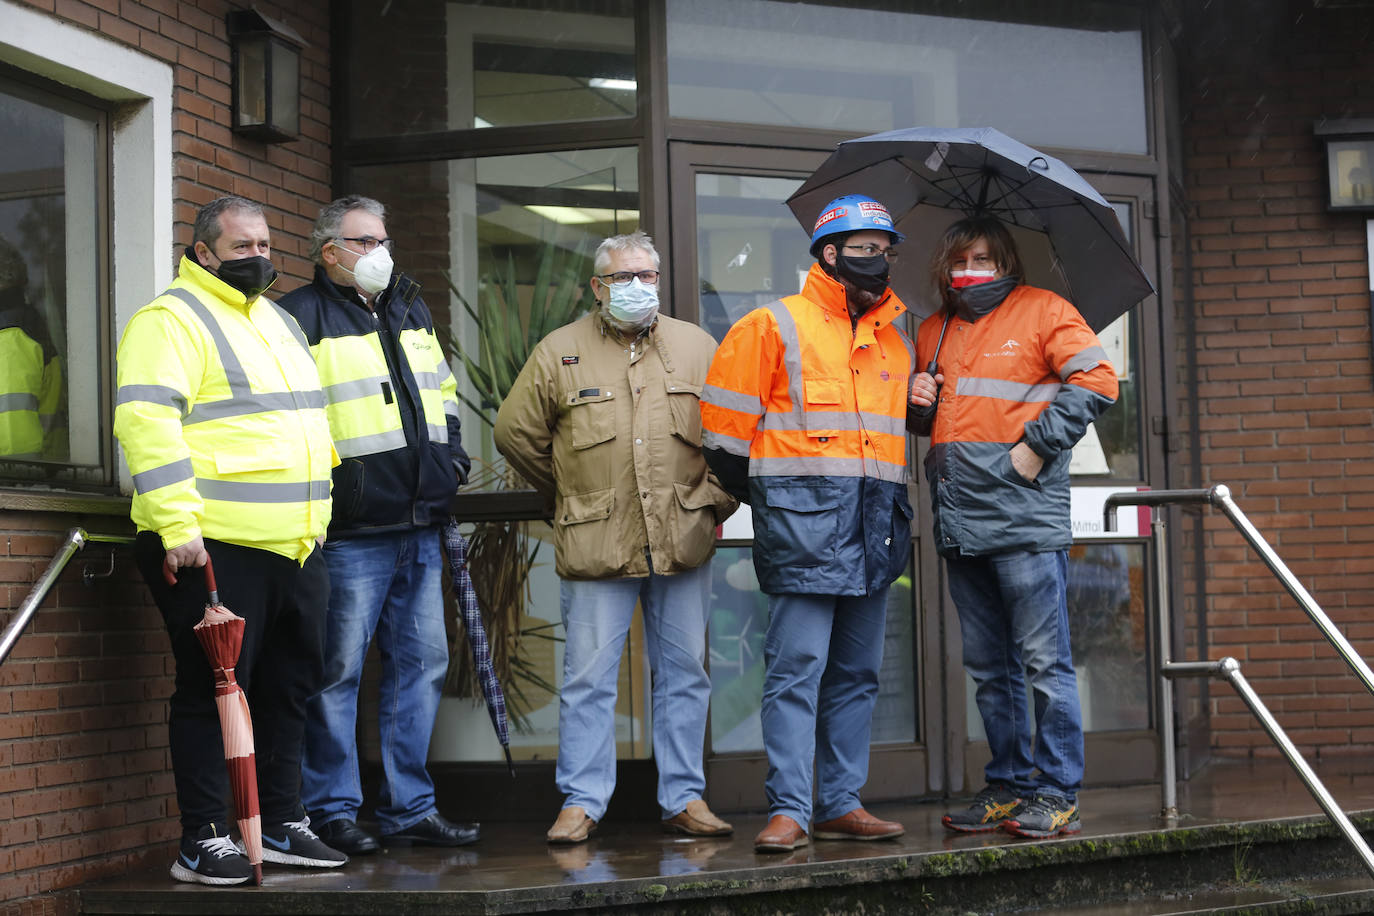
top-left (441, 518), bottom-right (514, 777)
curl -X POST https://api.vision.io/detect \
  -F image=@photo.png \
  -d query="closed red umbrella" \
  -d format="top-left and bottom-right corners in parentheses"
top-left (166, 556), bottom-right (263, 885)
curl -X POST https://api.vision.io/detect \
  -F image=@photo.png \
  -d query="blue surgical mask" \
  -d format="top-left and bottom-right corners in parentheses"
top-left (606, 277), bottom-right (659, 328)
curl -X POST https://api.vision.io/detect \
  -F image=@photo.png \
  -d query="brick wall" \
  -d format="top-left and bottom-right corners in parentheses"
top-left (1181, 0), bottom-right (1374, 758)
top-left (1, 1), bottom-right (332, 912)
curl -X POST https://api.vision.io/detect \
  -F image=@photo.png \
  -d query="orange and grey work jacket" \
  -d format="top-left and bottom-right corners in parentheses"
top-left (701, 263), bottom-right (915, 597)
top-left (912, 284), bottom-right (1118, 558)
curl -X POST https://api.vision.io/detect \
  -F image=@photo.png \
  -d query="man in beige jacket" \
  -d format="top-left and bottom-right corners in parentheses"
top-left (495, 230), bottom-right (738, 845)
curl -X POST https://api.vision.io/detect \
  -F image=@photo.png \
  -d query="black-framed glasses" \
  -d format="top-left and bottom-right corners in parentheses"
top-left (595, 269), bottom-right (660, 285)
top-left (335, 236), bottom-right (394, 254)
top-left (842, 244), bottom-right (899, 262)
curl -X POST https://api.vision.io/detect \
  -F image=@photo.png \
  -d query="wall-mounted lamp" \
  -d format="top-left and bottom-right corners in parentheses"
top-left (227, 8), bottom-right (306, 144)
top-left (1315, 118), bottom-right (1374, 211)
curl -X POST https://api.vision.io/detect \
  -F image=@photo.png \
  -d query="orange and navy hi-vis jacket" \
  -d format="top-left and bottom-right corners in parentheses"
top-left (701, 263), bottom-right (915, 596)
top-left (912, 284), bottom-right (1118, 558)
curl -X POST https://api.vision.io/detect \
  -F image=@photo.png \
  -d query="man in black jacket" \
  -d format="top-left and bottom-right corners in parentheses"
top-left (279, 196), bottom-right (477, 854)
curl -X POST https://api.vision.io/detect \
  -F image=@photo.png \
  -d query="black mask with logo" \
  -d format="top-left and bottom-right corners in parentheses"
top-left (834, 251), bottom-right (890, 295)
top-left (196, 247), bottom-right (278, 299)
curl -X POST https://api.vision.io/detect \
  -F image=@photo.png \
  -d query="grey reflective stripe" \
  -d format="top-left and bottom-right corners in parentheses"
top-left (427, 422), bottom-right (449, 444)
top-left (334, 428), bottom-right (408, 458)
top-left (1061, 345), bottom-right (1108, 380)
top-left (132, 457), bottom-right (194, 493)
top-left (703, 428), bottom-right (752, 457)
top-left (413, 370), bottom-right (442, 392)
top-left (186, 390), bottom-right (327, 424)
top-left (436, 359), bottom-right (454, 383)
top-left (751, 454), bottom-right (908, 483)
top-left (165, 287), bottom-right (325, 419)
top-left (0, 392), bottom-right (39, 412)
top-left (702, 383), bottom-right (763, 416)
top-left (761, 410), bottom-right (906, 437)
top-left (325, 376), bottom-right (389, 404)
top-left (197, 478), bottom-right (332, 503)
top-left (116, 384), bottom-right (188, 416)
top-left (764, 301), bottom-right (807, 416)
top-left (166, 288), bottom-right (252, 397)
top-left (957, 376), bottom-right (1062, 403)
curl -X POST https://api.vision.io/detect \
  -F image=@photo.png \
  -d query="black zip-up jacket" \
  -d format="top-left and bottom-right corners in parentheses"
top-left (278, 267), bottom-right (470, 535)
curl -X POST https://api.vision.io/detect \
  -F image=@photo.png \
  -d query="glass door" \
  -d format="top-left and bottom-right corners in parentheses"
top-left (668, 142), bottom-right (934, 811)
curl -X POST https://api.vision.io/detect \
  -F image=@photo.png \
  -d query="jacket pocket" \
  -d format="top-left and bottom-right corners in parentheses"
top-left (756, 482), bottom-right (842, 569)
top-left (213, 442), bottom-right (291, 475)
top-left (665, 378), bottom-right (703, 447)
top-left (888, 494), bottom-right (914, 580)
top-left (803, 375), bottom-right (842, 438)
top-left (554, 486), bottom-right (617, 578)
top-left (671, 479), bottom-right (718, 569)
top-left (334, 458), bottom-right (366, 522)
top-left (996, 447), bottom-right (1043, 491)
top-left (565, 387), bottom-right (616, 450)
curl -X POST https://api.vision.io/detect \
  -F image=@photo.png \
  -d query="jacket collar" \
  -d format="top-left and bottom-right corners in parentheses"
top-left (800, 262), bottom-right (906, 330)
top-left (178, 251), bottom-right (266, 311)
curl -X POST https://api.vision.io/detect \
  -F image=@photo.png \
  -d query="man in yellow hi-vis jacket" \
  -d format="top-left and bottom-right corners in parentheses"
top-left (114, 196), bottom-right (347, 886)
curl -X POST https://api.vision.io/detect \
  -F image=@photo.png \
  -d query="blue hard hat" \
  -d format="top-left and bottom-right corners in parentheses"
top-left (809, 194), bottom-right (905, 257)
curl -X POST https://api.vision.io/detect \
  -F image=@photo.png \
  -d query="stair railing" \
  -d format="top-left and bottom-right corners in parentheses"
top-left (1104, 485), bottom-right (1374, 880)
top-left (0, 527), bottom-right (134, 667)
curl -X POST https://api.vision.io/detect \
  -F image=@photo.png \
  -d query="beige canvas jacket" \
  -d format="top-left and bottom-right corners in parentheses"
top-left (495, 311), bottom-right (738, 580)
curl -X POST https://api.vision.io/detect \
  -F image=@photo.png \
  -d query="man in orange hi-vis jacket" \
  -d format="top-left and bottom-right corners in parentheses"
top-left (701, 195), bottom-right (914, 853)
top-left (909, 215), bottom-right (1118, 841)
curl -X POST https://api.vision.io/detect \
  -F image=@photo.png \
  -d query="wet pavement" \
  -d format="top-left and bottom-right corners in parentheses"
top-left (81, 757), bottom-right (1374, 913)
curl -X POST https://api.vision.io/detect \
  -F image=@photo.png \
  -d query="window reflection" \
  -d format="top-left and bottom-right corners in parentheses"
top-left (0, 79), bottom-right (101, 483)
top-left (667, 0), bottom-right (1146, 155)
top-left (709, 546), bottom-right (917, 752)
top-left (346, 0), bottom-right (635, 138)
top-left (965, 541), bottom-right (1148, 738)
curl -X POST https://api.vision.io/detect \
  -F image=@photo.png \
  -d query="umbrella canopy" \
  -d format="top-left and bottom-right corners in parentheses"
top-left (178, 557), bottom-right (264, 886)
top-left (441, 518), bottom-right (515, 777)
top-left (786, 126), bottom-right (1155, 331)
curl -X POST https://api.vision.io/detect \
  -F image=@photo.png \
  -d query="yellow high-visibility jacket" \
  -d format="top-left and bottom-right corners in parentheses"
top-left (114, 254), bottom-right (337, 563)
top-left (0, 324), bottom-right (45, 458)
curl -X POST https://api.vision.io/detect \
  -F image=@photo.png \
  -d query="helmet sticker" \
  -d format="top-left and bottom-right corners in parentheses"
top-left (813, 206), bottom-right (847, 234)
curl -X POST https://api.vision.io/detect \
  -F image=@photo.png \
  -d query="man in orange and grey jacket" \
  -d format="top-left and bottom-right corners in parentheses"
top-left (701, 195), bottom-right (914, 853)
top-left (910, 215), bottom-right (1118, 841)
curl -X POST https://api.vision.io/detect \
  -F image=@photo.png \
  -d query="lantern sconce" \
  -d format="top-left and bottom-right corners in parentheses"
top-left (1315, 118), bottom-right (1374, 212)
top-left (227, 8), bottom-right (307, 144)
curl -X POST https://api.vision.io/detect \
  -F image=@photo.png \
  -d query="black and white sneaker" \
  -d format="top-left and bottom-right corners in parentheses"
top-left (259, 817), bottom-right (349, 868)
top-left (170, 823), bottom-right (252, 885)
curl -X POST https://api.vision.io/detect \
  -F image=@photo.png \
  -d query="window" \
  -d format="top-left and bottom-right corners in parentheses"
top-left (0, 75), bottom-right (104, 485)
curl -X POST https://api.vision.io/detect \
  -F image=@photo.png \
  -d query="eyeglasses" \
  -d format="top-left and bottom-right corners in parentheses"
top-left (595, 269), bottom-right (660, 286)
top-left (843, 244), bottom-right (899, 262)
top-left (335, 236), bottom-right (394, 254)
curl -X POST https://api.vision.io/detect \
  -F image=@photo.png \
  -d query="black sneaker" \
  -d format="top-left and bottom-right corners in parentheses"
top-left (1002, 793), bottom-right (1081, 838)
top-left (170, 823), bottom-right (252, 885)
top-left (259, 818), bottom-right (349, 867)
top-left (942, 783), bottom-right (1025, 833)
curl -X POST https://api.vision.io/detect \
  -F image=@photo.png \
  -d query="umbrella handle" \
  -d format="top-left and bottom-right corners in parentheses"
top-left (160, 555), bottom-right (220, 606)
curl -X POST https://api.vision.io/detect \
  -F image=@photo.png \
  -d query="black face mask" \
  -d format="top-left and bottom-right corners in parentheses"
top-left (212, 255), bottom-right (278, 299)
top-left (835, 252), bottom-right (890, 295)
top-left (952, 275), bottom-right (1019, 321)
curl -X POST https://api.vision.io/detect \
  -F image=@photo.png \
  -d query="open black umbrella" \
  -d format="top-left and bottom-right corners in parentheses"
top-left (787, 126), bottom-right (1155, 331)
top-left (441, 517), bottom-right (515, 777)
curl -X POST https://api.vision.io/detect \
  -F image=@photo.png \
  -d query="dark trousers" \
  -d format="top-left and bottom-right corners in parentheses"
top-left (135, 533), bottom-right (329, 831)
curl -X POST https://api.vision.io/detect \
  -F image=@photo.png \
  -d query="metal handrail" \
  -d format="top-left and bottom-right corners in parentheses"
top-left (1104, 485), bottom-right (1374, 879)
top-left (0, 527), bottom-right (134, 667)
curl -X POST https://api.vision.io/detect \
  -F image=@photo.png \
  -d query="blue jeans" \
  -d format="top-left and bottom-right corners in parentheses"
top-left (302, 529), bottom-right (449, 834)
top-left (760, 589), bottom-right (888, 826)
top-left (946, 549), bottom-right (1084, 799)
top-left (557, 564), bottom-right (712, 821)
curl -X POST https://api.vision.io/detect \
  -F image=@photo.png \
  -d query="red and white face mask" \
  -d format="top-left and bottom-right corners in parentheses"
top-left (949, 268), bottom-right (998, 289)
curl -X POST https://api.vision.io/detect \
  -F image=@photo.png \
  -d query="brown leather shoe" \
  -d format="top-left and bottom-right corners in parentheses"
top-left (662, 799), bottom-right (734, 837)
top-left (546, 806), bottom-right (597, 845)
top-left (812, 807), bottom-right (905, 841)
top-left (753, 814), bottom-right (808, 852)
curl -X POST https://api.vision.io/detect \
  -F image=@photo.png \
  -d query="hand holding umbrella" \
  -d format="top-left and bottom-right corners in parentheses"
top-left (164, 555), bottom-right (264, 885)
